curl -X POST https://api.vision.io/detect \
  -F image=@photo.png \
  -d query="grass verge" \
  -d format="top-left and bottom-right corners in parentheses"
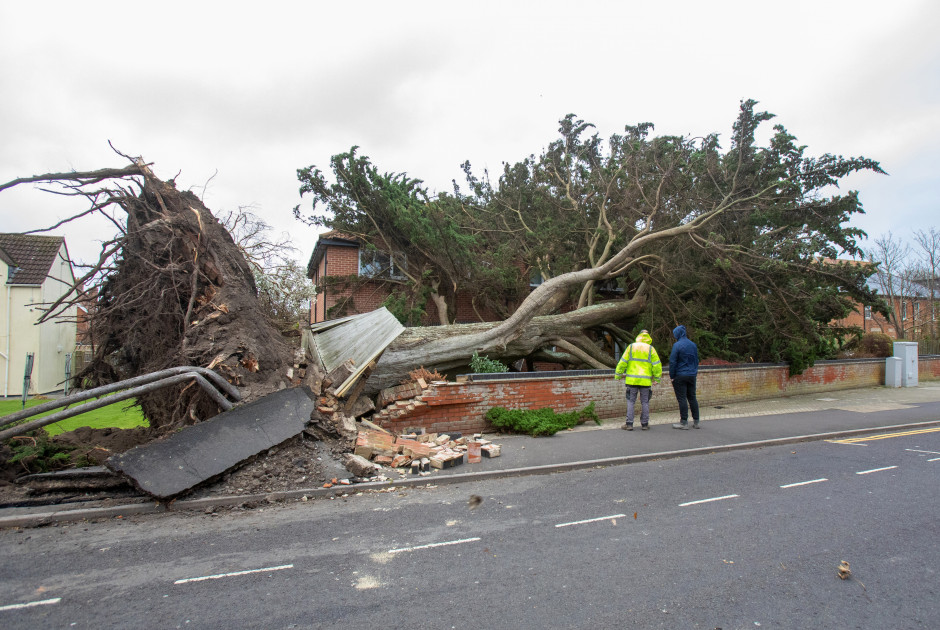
top-left (0, 397), bottom-right (149, 436)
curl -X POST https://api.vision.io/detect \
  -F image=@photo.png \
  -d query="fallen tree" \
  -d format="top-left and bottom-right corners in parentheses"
top-left (1, 153), bottom-right (294, 433)
top-left (298, 101), bottom-right (887, 391)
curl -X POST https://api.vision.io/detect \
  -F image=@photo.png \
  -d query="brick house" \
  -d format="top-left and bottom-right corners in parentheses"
top-left (830, 264), bottom-right (939, 341)
top-left (306, 231), bottom-right (503, 325)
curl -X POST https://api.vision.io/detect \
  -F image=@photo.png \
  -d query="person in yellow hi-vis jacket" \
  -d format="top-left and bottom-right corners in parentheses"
top-left (614, 330), bottom-right (662, 430)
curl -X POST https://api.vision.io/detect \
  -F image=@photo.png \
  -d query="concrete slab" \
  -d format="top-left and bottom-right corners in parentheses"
top-left (106, 387), bottom-right (315, 499)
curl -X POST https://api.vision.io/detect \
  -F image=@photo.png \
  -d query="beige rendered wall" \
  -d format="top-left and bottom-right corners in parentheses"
top-left (36, 247), bottom-right (76, 393)
top-left (0, 244), bottom-right (76, 397)
top-left (2, 283), bottom-right (42, 397)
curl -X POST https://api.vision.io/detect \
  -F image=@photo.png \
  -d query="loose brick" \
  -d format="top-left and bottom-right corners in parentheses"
top-left (391, 454), bottom-right (412, 468)
top-left (481, 444), bottom-right (501, 458)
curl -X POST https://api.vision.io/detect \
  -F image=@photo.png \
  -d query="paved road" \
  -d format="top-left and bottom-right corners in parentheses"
top-left (2, 424), bottom-right (938, 628)
top-left (6, 383), bottom-right (940, 530)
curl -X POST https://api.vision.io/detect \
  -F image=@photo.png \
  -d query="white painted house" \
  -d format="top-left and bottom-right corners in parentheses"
top-left (0, 234), bottom-right (77, 397)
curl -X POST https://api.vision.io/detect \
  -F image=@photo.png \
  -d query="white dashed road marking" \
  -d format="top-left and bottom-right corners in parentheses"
top-left (679, 494), bottom-right (739, 507)
top-left (388, 537), bottom-right (481, 554)
top-left (856, 466), bottom-right (898, 475)
top-left (0, 597), bottom-right (61, 612)
top-left (174, 564), bottom-right (294, 584)
top-left (555, 514), bottom-right (627, 528)
top-left (780, 478), bottom-right (828, 488)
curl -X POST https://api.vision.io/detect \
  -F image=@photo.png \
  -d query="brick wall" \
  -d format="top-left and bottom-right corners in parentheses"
top-left (922, 355), bottom-right (940, 381)
top-left (375, 357), bottom-right (940, 435)
top-left (452, 291), bottom-right (503, 323)
top-left (313, 246), bottom-right (396, 323)
top-left (312, 242), bottom-right (506, 325)
top-left (832, 296), bottom-right (938, 340)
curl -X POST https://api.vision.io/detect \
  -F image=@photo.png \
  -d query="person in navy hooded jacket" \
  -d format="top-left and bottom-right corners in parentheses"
top-left (669, 325), bottom-right (700, 429)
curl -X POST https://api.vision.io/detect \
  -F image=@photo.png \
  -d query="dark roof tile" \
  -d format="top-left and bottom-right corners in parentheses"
top-left (0, 233), bottom-right (66, 285)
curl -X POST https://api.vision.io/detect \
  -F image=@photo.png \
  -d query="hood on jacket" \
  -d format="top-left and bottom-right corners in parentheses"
top-left (636, 331), bottom-right (653, 344)
top-left (672, 325), bottom-right (687, 341)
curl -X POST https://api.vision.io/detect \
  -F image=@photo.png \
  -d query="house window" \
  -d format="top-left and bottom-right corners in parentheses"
top-left (596, 278), bottom-right (624, 294)
top-left (900, 300), bottom-right (907, 320)
top-left (359, 249), bottom-right (406, 280)
top-left (913, 301), bottom-right (920, 319)
top-left (530, 268), bottom-right (543, 287)
top-left (864, 305), bottom-right (872, 320)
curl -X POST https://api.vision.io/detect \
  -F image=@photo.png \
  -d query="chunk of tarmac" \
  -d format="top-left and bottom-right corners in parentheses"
top-left (106, 387), bottom-right (315, 499)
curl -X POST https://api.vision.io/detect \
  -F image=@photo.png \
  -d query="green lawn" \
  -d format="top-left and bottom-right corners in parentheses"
top-left (0, 397), bottom-right (149, 436)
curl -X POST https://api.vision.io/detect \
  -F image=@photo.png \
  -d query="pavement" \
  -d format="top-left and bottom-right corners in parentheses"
top-left (2, 382), bottom-right (939, 528)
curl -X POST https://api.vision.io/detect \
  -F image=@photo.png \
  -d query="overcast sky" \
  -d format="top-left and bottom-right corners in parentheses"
top-left (1, 0), bottom-right (937, 267)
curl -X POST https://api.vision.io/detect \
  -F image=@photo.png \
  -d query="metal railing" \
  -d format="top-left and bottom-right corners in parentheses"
top-left (918, 339), bottom-right (940, 356)
top-left (0, 366), bottom-right (241, 442)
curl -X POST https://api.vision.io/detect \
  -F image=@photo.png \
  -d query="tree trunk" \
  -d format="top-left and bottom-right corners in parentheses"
top-left (365, 292), bottom-right (647, 392)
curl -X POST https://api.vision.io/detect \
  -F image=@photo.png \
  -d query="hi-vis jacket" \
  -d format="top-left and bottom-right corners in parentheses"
top-left (614, 331), bottom-right (663, 386)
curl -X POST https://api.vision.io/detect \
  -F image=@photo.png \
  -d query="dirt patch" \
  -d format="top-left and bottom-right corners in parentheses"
top-left (185, 432), bottom-right (353, 500)
top-left (52, 426), bottom-right (153, 458)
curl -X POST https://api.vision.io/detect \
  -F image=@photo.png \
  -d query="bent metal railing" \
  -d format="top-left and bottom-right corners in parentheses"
top-left (0, 366), bottom-right (241, 442)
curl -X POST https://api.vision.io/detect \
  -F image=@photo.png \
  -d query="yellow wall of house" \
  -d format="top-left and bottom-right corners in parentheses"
top-left (0, 244), bottom-right (76, 397)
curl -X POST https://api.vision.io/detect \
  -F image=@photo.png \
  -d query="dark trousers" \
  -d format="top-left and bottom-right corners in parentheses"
top-left (672, 374), bottom-right (699, 423)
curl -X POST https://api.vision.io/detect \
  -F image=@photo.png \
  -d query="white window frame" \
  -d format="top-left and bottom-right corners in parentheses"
top-left (359, 248), bottom-right (406, 280)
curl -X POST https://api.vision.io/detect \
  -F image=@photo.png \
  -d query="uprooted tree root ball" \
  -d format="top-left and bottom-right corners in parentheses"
top-left (2, 156), bottom-right (295, 435)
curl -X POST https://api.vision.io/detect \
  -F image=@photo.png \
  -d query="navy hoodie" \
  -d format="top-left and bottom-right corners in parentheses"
top-left (669, 325), bottom-right (699, 379)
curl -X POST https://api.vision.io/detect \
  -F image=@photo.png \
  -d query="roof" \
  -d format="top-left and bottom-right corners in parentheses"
top-left (867, 274), bottom-right (940, 300)
top-left (306, 230), bottom-right (360, 278)
top-left (303, 307), bottom-right (405, 396)
top-left (826, 258), bottom-right (940, 300)
top-left (0, 233), bottom-right (66, 285)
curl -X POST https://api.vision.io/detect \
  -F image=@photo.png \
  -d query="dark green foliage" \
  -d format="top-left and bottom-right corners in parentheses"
top-left (485, 402), bottom-right (599, 436)
top-left (296, 100), bottom-right (886, 372)
top-left (294, 148), bottom-right (487, 324)
top-left (7, 433), bottom-right (91, 474)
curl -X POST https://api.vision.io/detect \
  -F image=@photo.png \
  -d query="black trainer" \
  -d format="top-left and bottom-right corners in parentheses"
top-left (623, 424), bottom-right (634, 431)
top-left (641, 424), bottom-right (650, 430)
top-left (693, 422), bottom-right (701, 429)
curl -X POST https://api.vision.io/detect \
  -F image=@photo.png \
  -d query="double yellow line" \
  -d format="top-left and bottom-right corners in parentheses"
top-left (828, 426), bottom-right (940, 444)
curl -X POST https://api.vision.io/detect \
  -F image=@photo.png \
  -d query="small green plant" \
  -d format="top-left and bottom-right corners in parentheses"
top-left (485, 402), bottom-right (599, 436)
top-left (7, 433), bottom-right (89, 474)
top-left (470, 352), bottom-right (508, 374)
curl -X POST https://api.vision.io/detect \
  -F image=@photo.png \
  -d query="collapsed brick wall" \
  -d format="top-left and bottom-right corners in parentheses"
top-left (372, 357), bottom-right (940, 436)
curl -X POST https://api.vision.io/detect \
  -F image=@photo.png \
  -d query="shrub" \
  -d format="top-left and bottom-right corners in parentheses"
top-left (470, 352), bottom-right (509, 374)
top-left (7, 433), bottom-right (91, 474)
top-left (485, 402), bottom-right (599, 436)
top-left (857, 332), bottom-right (893, 358)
